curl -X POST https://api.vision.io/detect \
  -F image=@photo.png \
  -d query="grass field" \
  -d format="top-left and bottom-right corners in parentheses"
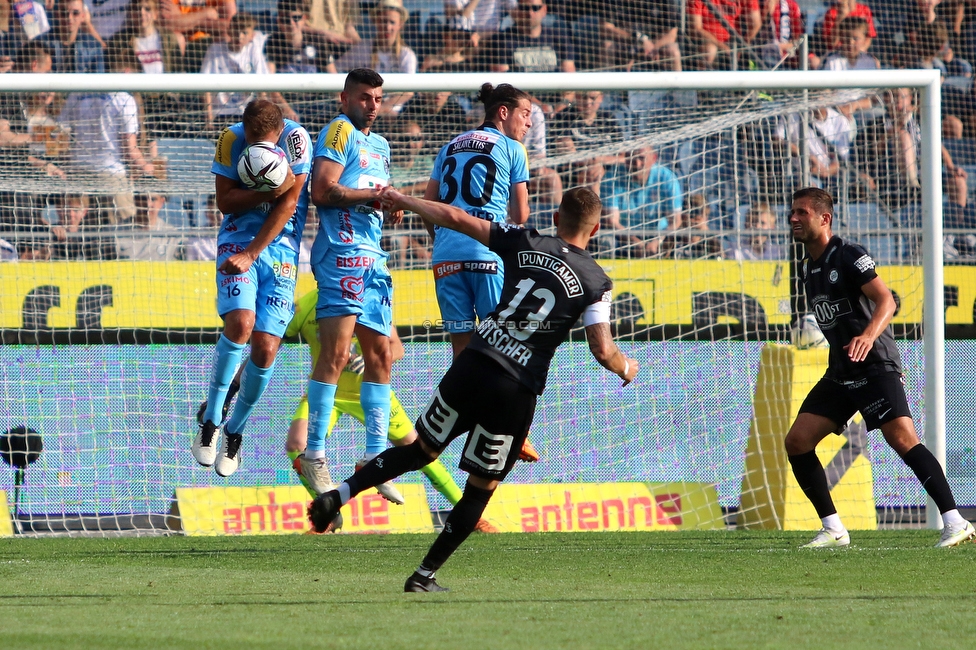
top-left (1, 531), bottom-right (974, 650)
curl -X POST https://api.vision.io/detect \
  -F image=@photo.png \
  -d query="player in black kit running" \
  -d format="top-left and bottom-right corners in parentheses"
top-left (308, 186), bottom-right (640, 590)
top-left (786, 187), bottom-right (975, 549)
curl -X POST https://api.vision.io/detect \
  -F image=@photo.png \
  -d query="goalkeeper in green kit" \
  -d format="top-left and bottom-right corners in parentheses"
top-left (199, 288), bottom-right (503, 532)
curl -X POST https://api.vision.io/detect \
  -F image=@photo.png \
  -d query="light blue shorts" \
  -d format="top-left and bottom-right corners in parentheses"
top-left (433, 260), bottom-right (503, 334)
top-left (312, 246), bottom-right (392, 336)
top-left (215, 241), bottom-right (298, 338)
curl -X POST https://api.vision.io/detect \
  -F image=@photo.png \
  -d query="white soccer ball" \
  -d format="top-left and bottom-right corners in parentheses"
top-left (792, 314), bottom-right (828, 349)
top-left (237, 141), bottom-right (289, 191)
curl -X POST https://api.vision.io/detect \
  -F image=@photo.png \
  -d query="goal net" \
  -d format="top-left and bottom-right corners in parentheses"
top-left (0, 70), bottom-right (953, 536)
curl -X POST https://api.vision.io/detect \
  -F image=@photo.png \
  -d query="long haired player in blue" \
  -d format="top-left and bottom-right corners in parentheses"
top-left (191, 99), bottom-right (312, 478)
top-left (424, 82), bottom-right (532, 359)
top-left (297, 68), bottom-right (406, 502)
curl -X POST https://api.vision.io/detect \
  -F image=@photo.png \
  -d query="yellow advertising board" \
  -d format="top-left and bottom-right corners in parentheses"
top-left (481, 482), bottom-right (724, 533)
top-left (1, 260), bottom-right (970, 329)
top-left (0, 491), bottom-right (12, 537)
top-left (175, 484), bottom-right (433, 536)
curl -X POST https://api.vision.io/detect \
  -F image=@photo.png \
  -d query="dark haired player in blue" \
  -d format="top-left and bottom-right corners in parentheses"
top-left (297, 68), bottom-right (405, 502)
top-left (424, 82), bottom-right (532, 359)
top-left (192, 99), bottom-right (312, 478)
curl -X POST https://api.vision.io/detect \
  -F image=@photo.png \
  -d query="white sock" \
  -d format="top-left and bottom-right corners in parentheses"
top-left (822, 514), bottom-right (845, 532)
top-left (305, 449), bottom-right (326, 460)
top-left (364, 451), bottom-right (379, 462)
top-left (337, 482), bottom-right (351, 505)
top-left (941, 509), bottom-right (966, 527)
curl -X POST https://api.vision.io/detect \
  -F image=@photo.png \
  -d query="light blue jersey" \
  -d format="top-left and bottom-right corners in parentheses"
top-left (429, 124), bottom-right (530, 264)
top-left (211, 119), bottom-right (312, 252)
top-left (312, 113), bottom-right (392, 256)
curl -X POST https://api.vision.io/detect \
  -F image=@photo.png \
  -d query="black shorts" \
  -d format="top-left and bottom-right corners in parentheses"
top-left (415, 349), bottom-right (537, 481)
top-left (799, 372), bottom-right (912, 432)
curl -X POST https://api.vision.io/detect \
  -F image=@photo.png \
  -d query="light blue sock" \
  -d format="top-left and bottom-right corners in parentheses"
top-left (224, 359), bottom-right (275, 435)
top-left (204, 334), bottom-right (245, 426)
top-left (361, 382), bottom-right (391, 458)
top-left (306, 380), bottom-right (338, 458)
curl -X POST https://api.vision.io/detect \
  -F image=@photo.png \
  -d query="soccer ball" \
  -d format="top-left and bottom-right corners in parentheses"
top-left (792, 314), bottom-right (828, 349)
top-left (237, 141), bottom-right (289, 191)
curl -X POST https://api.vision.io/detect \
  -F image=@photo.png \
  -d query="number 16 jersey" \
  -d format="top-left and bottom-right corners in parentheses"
top-left (429, 123), bottom-right (530, 264)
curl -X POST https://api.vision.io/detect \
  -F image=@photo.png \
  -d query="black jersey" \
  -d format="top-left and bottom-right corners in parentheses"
top-left (467, 223), bottom-right (613, 394)
top-left (801, 235), bottom-right (902, 380)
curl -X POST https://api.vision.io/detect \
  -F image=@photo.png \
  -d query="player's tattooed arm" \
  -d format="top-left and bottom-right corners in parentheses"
top-left (311, 158), bottom-right (383, 208)
top-left (215, 169), bottom-right (296, 215)
top-left (380, 187), bottom-right (490, 246)
top-left (845, 276), bottom-right (897, 362)
top-left (585, 322), bottom-right (639, 386)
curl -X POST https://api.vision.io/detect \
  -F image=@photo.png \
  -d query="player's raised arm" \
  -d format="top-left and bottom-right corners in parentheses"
top-left (584, 320), bottom-right (639, 386)
top-left (381, 187), bottom-right (491, 247)
top-left (844, 276), bottom-right (897, 362)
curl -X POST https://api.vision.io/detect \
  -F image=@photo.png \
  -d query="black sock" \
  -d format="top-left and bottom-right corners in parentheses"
top-left (420, 482), bottom-right (494, 573)
top-left (902, 444), bottom-right (957, 513)
top-left (346, 440), bottom-right (432, 498)
top-left (788, 450), bottom-right (837, 519)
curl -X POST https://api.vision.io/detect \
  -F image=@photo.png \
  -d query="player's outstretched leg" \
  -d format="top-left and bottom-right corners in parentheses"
top-left (193, 335), bottom-right (245, 467)
top-left (308, 440), bottom-right (432, 532)
top-left (405, 481), bottom-right (496, 592)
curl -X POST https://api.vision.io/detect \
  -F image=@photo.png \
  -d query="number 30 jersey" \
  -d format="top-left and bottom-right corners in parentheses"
top-left (469, 223), bottom-right (613, 395)
top-left (429, 123), bottom-right (530, 264)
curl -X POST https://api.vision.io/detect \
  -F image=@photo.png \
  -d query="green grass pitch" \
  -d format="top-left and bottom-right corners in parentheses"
top-left (1, 531), bottom-right (974, 649)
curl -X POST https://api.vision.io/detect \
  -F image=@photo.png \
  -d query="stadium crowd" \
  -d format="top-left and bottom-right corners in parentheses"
top-left (1, 0), bottom-right (975, 264)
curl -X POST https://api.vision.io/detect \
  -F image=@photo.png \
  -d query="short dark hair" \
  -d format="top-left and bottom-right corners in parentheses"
top-left (558, 186), bottom-right (602, 234)
top-left (792, 187), bottom-right (834, 217)
top-left (478, 83), bottom-right (530, 122)
top-left (344, 68), bottom-right (384, 93)
top-left (16, 41), bottom-right (51, 73)
top-left (836, 16), bottom-right (869, 37)
top-left (243, 99), bottom-right (284, 139)
top-left (276, 0), bottom-right (307, 18)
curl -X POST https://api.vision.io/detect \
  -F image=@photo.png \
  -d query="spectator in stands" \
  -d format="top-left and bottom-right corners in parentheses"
top-left (161, 0), bottom-right (234, 72)
top-left (50, 194), bottom-right (119, 260)
top-left (724, 202), bottom-right (785, 260)
top-left (595, 0), bottom-right (682, 72)
top-left (521, 102), bottom-right (563, 225)
top-left (266, 0), bottom-right (337, 130)
top-left (117, 194), bottom-right (181, 260)
top-left (400, 90), bottom-right (471, 145)
top-left (178, 195), bottom-right (220, 260)
top-left (687, 0), bottom-right (761, 70)
top-left (599, 146), bottom-right (681, 257)
top-left (821, 16), bottom-right (880, 70)
top-left (201, 12), bottom-right (278, 128)
top-left (304, 0), bottom-right (360, 51)
top-left (815, 0), bottom-right (876, 55)
top-left (386, 121), bottom-right (433, 267)
top-left (446, 0), bottom-right (515, 37)
top-left (550, 90), bottom-right (621, 194)
top-left (671, 194), bottom-right (722, 259)
top-left (0, 237), bottom-right (17, 260)
top-left (757, 0), bottom-right (804, 68)
top-left (334, 0), bottom-right (416, 116)
top-left (420, 22), bottom-right (478, 72)
top-left (115, 0), bottom-right (184, 74)
top-left (37, 0), bottom-right (105, 73)
top-left (91, 0), bottom-right (134, 42)
top-left (1, 0), bottom-right (50, 61)
top-left (59, 48), bottom-right (159, 224)
top-left (478, 0), bottom-right (576, 76)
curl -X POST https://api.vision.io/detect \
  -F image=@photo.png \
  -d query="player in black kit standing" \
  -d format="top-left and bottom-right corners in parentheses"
top-left (785, 187), bottom-right (976, 549)
top-left (308, 186), bottom-right (640, 589)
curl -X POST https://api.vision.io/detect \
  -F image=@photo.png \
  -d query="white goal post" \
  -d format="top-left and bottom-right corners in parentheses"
top-left (0, 69), bottom-right (946, 532)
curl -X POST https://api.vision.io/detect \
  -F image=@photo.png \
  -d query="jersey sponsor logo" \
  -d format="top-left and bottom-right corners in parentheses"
top-left (338, 209), bottom-right (354, 244)
top-left (418, 389), bottom-right (459, 444)
top-left (265, 296), bottom-right (291, 310)
top-left (217, 242), bottom-right (245, 256)
top-left (220, 275), bottom-right (250, 287)
top-left (600, 290), bottom-right (612, 303)
top-left (325, 120), bottom-right (351, 154)
top-left (287, 129), bottom-right (308, 161)
top-left (359, 147), bottom-right (368, 169)
top-left (854, 254), bottom-right (875, 273)
top-left (516, 251), bottom-right (583, 297)
top-left (336, 255), bottom-right (375, 269)
top-left (273, 261), bottom-right (297, 280)
top-left (463, 425), bottom-right (514, 473)
top-left (339, 276), bottom-right (364, 301)
top-left (476, 318), bottom-right (533, 366)
top-left (828, 269), bottom-right (839, 284)
top-left (433, 261), bottom-right (499, 278)
top-left (811, 295), bottom-right (853, 329)
top-left (215, 127), bottom-right (236, 167)
top-left (447, 136), bottom-right (498, 156)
